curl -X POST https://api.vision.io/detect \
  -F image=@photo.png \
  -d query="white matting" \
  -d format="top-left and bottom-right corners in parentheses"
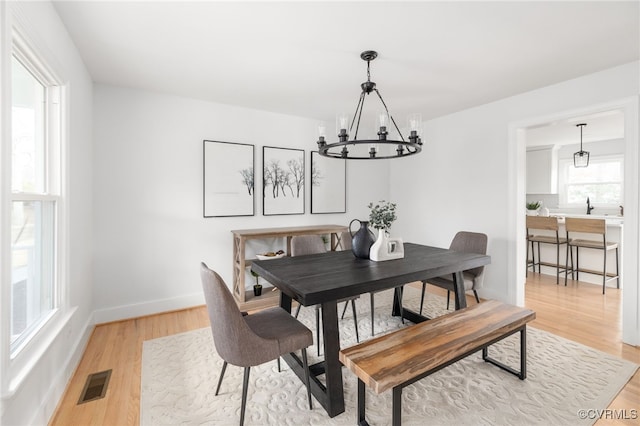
top-left (141, 288), bottom-right (637, 425)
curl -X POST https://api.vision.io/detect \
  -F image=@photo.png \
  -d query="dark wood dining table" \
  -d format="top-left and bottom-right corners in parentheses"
top-left (251, 242), bottom-right (491, 418)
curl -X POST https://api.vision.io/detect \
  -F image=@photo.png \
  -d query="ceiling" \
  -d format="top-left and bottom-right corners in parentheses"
top-left (52, 1), bottom-right (639, 126)
top-left (526, 109), bottom-right (625, 147)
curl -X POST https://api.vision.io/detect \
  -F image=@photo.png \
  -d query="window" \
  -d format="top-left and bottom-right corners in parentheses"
top-left (558, 156), bottom-right (624, 207)
top-left (9, 47), bottom-right (62, 356)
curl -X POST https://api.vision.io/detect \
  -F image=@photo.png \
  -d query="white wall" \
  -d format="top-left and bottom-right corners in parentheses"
top-left (390, 62), bottom-right (639, 343)
top-left (557, 138), bottom-right (625, 159)
top-left (92, 85), bottom-right (390, 322)
top-left (0, 1), bottom-right (94, 425)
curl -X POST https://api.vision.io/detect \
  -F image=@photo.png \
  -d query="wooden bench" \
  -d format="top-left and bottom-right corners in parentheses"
top-left (339, 300), bottom-right (536, 426)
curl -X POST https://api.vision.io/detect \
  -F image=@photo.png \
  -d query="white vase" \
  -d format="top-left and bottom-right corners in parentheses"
top-left (369, 229), bottom-right (404, 261)
top-left (526, 209), bottom-right (538, 216)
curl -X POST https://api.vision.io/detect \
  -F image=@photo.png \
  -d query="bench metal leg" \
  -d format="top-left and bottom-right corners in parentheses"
top-left (392, 386), bottom-right (402, 426)
top-left (357, 379), bottom-right (369, 426)
top-left (482, 327), bottom-right (527, 380)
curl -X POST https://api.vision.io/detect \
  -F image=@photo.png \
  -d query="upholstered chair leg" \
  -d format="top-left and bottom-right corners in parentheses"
top-left (446, 291), bottom-right (451, 310)
top-left (277, 357), bottom-right (281, 372)
top-left (370, 293), bottom-right (375, 336)
top-left (419, 281), bottom-right (426, 315)
top-left (215, 361), bottom-right (228, 396)
top-left (240, 367), bottom-right (251, 426)
top-left (351, 299), bottom-right (359, 343)
top-left (294, 304), bottom-right (301, 318)
top-left (473, 289), bottom-right (480, 304)
top-left (301, 348), bottom-right (313, 410)
top-left (340, 301), bottom-right (349, 319)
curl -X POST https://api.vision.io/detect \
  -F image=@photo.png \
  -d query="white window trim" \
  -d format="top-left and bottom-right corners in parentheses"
top-left (557, 154), bottom-right (624, 209)
top-left (1, 23), bottom-right (69, 397)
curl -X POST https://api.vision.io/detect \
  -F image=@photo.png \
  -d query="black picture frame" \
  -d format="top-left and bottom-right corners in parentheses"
top-left (262, 146), bottom-right (305, 215)
top-left (203, 140), bottom-right (255, 217)
top-left (311, 151), bottom-right (346, 214)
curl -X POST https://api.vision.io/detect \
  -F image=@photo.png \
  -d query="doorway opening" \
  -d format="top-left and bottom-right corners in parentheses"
top-left (508, 97), bottom-right (639, 346)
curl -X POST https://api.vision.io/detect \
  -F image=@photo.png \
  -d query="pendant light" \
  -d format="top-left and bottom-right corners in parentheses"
top-left (574, 123), bottom-right (589, 168)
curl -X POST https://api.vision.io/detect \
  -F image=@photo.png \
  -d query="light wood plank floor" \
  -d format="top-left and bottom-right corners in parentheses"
top-left (50, 275), bottom-right (639, 425)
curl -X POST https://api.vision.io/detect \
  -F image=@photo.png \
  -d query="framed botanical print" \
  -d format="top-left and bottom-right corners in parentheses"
top-left (203, 140), bottom-right (254, 217)
top-left (311, 151), bottom-right (346, 214)
top-left (263, 146), bottom-right (305, 215)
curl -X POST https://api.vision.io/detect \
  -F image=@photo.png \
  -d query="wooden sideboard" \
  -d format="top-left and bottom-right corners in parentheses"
top-left (231, 224), bottom-right (349, 311)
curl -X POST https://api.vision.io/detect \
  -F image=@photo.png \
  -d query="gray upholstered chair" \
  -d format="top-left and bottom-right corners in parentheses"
top-left (291, 235), bottom-right (359, 355)
top-left (419, 231), bottom-right (488, 313)
top-left (340, 231), bottom-right (403, 336)
top-left (200, 263), bottom-right (313, 426)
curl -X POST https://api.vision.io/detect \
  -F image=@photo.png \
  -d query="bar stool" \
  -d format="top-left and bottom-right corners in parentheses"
top-left (565, 217), bottom-right (619, 294)
top-left (526, 216), bottom-right (569, 284)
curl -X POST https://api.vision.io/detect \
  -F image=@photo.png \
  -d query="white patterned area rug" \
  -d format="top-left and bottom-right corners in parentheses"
top-left (141, 288), bottom-right (637, 426)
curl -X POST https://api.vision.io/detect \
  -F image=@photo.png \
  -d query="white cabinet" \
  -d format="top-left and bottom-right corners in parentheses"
top-left (526, 146), bottom-right (558, 194)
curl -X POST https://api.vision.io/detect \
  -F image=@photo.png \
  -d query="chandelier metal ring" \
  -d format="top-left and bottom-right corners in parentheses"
top-left (318, 139), bottom-right (422, 160)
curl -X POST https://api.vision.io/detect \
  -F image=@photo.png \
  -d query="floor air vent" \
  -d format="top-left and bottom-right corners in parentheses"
top-left (78, 369), bottom-right (112, 404)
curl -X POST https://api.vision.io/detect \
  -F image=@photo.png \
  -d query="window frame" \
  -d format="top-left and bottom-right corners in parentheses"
top-left (558, 154), bottom-right (624, 208)
top-left (1, 26), bottom-right (69, 396)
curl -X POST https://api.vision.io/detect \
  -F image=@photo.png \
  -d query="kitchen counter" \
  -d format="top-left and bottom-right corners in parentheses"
top-left (549, 213), bottom-right (624, 226)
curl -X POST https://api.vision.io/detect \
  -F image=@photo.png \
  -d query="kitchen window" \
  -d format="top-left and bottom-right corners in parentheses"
top-left (558, 155), bottom-right (624, 207)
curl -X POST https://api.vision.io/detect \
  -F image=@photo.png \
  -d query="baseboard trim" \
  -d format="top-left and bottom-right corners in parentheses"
top-left (34, 311), bottom-right (94, 426)
top-left (93, 292), bottom-right (205, 324)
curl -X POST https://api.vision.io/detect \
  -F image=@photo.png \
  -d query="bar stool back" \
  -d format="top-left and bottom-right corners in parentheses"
top-left (526, 216), bottom-right (569, 284)
top-left (564, 217), bottom-right (619, 294)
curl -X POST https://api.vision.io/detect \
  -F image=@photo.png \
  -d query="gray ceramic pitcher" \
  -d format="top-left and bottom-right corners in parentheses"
top-left (349, 219), bottom-right (376, 259)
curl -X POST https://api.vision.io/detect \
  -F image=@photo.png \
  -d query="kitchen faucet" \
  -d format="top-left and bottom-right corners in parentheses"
top-left (586, 197), bottom-right (594, 215)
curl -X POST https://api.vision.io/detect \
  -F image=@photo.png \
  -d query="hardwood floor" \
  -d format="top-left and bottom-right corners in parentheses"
top-left (49, 275), bottom-right (639, 425)
top-left (525, 273), bottom-right (639, 425)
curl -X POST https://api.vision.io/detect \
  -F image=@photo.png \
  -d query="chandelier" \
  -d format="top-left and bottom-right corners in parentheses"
top-left (573, 123), bottom-right (589, 168)
top-left (317, 51), bottom-right (423, 160)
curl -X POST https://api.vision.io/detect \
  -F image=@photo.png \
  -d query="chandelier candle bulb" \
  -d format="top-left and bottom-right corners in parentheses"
top-left (337, 114), bottom-right (350, 142)
top-left (318, 122), bottom-right (327, 138)
top-left (378, 112), bottom-right (388, 129)
top-left (408, 113), bottom-right (422, 131)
